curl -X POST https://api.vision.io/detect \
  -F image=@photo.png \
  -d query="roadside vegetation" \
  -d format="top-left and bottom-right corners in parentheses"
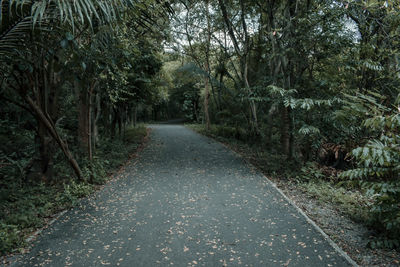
top-left (0, 125), bottom-right (147, 255)
top-left (0, 0), bottom-right (168, 256)
top-left (1, 0), bottom-right (399, 263)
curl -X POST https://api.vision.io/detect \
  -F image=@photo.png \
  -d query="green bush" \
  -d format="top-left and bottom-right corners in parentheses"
top-left (189, 124), bottom-right (248, 142)
top-left (81, 158), bottom-right (107, 185)
top-left (0, 223), bottom-right (23, 255)
top-left (299, 179), bottom-right (369, 222)
top-left (124, 124), bottom-right (147, 143)
top-left (58, 180), bottom-right (94, 207)
top-left (216, 125), bottom-right (236, 139)
top-left (296, 162), bottom-right (326, 182)
top-left (340, 93), bottom-right (400, 248)
top-left (96, 125), bottom-right (147, 171)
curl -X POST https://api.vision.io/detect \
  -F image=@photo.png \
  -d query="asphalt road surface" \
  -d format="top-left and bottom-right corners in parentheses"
top-left (10, 125), bottom-right (354, 267)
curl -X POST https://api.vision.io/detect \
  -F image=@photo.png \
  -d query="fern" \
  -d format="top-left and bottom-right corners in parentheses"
top-left (298, 125), bottom-right (320, 136)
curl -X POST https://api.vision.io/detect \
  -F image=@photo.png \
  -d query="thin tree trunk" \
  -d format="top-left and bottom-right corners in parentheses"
top-left (289, 111), bottom-right (295, 159)
top-left (243, 60), bottom-right (259, 134)
top-left (194, 101), bottom-right (199, 122)
top-left (87, 89), bottom-right (94, 183)
top-left (93, 92), bottom-right (100, 150)
top-left (203, 0), bottom-right (211, 131)
top-left (204, 75), bottom-right (211, 130)
top-left (266, 103), bottom-right (277, 145)
top-left (78, 89), bottom-right (89, 153)
top-left (210, 75), bottom-right (220, 111)
top-left (219, 0), bottom-right (259, 134)
top-left (117, 108), bottom-right (122, 137)
top-left (37, 69), bottom-right (54, 181)
top-left (88, 90), bottom-right (92, 161)
top-left (24, 95), bottom-right (83, 180)
top-left (37, 120), bottom-right (53, 181)
top-left (134, 105), bottom-right (137, 127)
top-left (218, 72), bottom-right (223, 110)
top-left (111, 107), bottom-right (118, 138)
top-left (281, 106), bottom-right (290, 157)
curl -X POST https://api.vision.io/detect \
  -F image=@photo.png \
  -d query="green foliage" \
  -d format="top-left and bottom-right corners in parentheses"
top-left (298, 125), bottom-right (321, 136)
top-left (340, 92), bottom-right (400, 248)
top-left (96, 125), bottom-right (147, 171)
top-left (178, 0), bottom-right (400, 253)
top-left (0, 0), bottom-right (399, 257)
top-left (81, 159), bottom-right (107, 185)
top-left (0, 182), bottom-right (55, 255)
top-left (0, 125), bottom-right (148, 256)
top-left (213, 125), bottom-right (242, 140)
top-left (296, 162), bottom-right (326, 182)
top-left (0, 178), bottom-right (94, 255)
top-left (0, 0), bottom-right (164, 257)
top-left (0, 223), bottom-right (23, 255)
top-left (169, 65), bottom-right (202, 121)
top-left (124, 125), bottom-right (147, 143)
top-left (59, 181), bottom-right (93, 207)
top-left (188, 123), bottom-right (248, 142)
top-left (299, 179), bottom-right (369, 223)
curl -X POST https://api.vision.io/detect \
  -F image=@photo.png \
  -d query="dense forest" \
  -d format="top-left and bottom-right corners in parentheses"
top-left (0, 0), bottom-right (399, 260)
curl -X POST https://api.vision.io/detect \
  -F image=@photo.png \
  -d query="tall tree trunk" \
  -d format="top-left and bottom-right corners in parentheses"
top-left (194, 101), bottom-right (199, 122)
top-left (240, 0), bottom-right (258, 134)
top-left (78, 89), bottom-right (89, 153)
top-left (117, 108), bottom-right (122, 137)
top-left (29, 53), bottom-right (58, 181)
top-left (87, 89), bottom-right (94, 183)
top-left (88, 90), bottom-right (92, 162)
top-left (203, 0), bottom-right (211, 131)
top-left (204, 75), bottom-right (211, 130)
top-left (210, 74), bottom-right (220, 111)
top-left (36, 120), bottom-right (53, 180)
top-left (244, 60), bottom-right (259, 134)
top-left (266, 103), bottom-right (277, 145)
top-left (289, 111), bottom-right (295, 159)
top-left (111, 107), bottom-right (117, 138)
top-left (38, 64), bottom-right (54, 180)
top-left (218, 72), bottom-right (224, 110)
top-left (93, 92), bottom-right (101, 150)
top-left (218, 0), bottom-right (259, 134)
top-left (281, 106), bottom-right (291, 157)
top-left (133, 105), bottom-right (138, 127)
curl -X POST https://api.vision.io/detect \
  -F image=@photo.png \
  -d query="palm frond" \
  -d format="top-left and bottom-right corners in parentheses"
top-left (0, 16), bottom-right (33, 56)
top-left (0, 0), bottom-right (173, 58)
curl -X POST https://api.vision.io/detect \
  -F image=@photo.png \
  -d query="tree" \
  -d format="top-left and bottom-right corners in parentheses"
top-left (217, 0), bottom-right (260, 134)
top-left (0, 0), bottom-right (171, 180)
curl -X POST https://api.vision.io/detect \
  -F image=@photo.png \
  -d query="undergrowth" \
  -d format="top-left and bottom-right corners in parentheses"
top-left (296, 163), bottom-right (370, 222)
top-left (0, 125), bottom-right (147, 256)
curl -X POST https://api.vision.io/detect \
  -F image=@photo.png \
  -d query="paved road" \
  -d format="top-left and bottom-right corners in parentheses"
top-left (10, 125), bottom-right (353, 267)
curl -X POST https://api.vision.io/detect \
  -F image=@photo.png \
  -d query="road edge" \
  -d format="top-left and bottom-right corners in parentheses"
top-left (185, 125), bottom-right (359, 267)
top-left (262, 175), bottom-right (359, 266)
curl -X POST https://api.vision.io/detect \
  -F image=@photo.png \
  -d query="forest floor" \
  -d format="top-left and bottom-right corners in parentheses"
top-left (6, 124), bottom-right (354, 266)
top-left (187, 124), bottom-right (400, 266)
